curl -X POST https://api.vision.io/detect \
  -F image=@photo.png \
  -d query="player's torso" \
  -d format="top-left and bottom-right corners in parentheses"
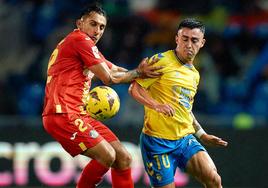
top-left (43, 30), bottom-right (102, 115)
top-left (144, 50), bottom-right (200, 139)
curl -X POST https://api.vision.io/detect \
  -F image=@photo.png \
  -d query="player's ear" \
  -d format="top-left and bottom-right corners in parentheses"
top-left (175, 34), bottom-right (179, 45)
top-left (200, 38), bottom-right (206, 48)
top-left (76, 19), bottom-right (82, 29)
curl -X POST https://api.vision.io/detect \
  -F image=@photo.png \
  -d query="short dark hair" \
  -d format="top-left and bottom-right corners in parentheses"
top-left (178, 18), bottom-right (205, 34)
top-left (79, 3), bottom-right (107, 19)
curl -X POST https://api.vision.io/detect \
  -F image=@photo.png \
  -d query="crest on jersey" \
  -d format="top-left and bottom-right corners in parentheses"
top-left (91, 46), bottom-right (101, 59)
top-left (89, 130), bottom-right (99, 138)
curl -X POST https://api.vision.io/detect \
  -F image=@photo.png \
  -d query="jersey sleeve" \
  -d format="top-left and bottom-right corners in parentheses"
top-left (135, 77), bottom-right (158, 89)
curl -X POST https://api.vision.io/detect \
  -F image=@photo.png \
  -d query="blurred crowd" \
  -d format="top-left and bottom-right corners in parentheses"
top-left (0, 0), bottom-right (268, 126)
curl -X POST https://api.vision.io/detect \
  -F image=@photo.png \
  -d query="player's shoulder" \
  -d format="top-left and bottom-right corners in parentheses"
top-left (151, 50), bottom-right (173, 60)
top-left (67, 29), bottom-right (94, 44)
top-left (149, 50), bottom-right (173, 66)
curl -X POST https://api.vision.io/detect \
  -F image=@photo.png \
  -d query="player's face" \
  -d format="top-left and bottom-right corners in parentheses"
top-left (175, 27), bottom-right (205, 64)
top-left (77, 11), bottom-right (107, 44)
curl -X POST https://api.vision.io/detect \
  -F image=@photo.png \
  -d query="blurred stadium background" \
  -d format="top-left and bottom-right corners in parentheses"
top-left (0, 0), bottom-right (268, 187)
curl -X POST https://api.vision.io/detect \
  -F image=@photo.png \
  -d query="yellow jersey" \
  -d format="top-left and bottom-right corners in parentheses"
top-left (136, 50), bottom-right (200, 140)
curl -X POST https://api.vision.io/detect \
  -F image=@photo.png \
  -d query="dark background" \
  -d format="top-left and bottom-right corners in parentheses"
top-left (0, 123), bottom-right (268, 187)
top-left (1, 0), bottom-right (268, 187)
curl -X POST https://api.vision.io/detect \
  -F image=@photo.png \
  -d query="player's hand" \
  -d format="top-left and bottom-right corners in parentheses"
top-left (200, 134), bottom-right (228, 147)
top-left (154, 104), bottom-right (175, 117)
top-left (137, 57), bottom-right (163, 78)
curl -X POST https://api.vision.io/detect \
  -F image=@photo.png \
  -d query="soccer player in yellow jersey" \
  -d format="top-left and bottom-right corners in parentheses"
top-left (129, 18), bottom-right (228, 188)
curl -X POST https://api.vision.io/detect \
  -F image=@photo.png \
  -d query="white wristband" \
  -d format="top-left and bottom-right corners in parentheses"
top-left (195, 129), bottom-right (206, 139)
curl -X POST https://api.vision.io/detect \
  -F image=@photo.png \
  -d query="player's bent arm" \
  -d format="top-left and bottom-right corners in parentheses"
top-left (110, 65), bottom-right (141, 84)
top-left (128, 81), bottom-right (158, 109)
top-left (89, 62), bottom-right (113, 85)
top-left (109, 56), bottom-right (163, 83)
top-left (111, 64), bottom-right (128, 72)
top-left (191, 112), bottom-right (207, 139)
top-left (88, 62), bottom-right (140, 85)
top-left (129, 81), bottom-right (175, 116)
top-left (89, 56), bottom-right (163, 85)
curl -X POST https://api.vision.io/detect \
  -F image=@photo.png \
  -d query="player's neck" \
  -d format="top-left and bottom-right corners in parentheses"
top-left (173, 49), bottom-right (193, 65)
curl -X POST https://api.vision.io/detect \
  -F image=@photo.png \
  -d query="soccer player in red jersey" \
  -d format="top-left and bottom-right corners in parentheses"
top-left (42, 3), bottom-right (161, 188)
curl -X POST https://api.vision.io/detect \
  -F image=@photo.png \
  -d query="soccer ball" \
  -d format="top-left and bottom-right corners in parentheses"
top-left (86, 86), bottom-right (120, 121)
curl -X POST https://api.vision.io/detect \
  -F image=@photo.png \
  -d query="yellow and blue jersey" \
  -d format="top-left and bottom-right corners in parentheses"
top-left (136, 50), bottom-right (200, 140)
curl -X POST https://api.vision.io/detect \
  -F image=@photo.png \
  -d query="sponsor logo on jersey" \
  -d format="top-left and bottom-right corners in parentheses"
top-left (70, 132), bottom-right (78, 140)
top-left (91, 46), bottom-right (101, 59)
top-left (89, 130), bottom-right (99, 138)
top-left (174, 71), bottom-right (180, 78)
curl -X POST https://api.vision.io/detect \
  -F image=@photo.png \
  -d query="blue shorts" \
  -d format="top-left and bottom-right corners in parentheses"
top-left (140, 133), bottom-right (206, 187)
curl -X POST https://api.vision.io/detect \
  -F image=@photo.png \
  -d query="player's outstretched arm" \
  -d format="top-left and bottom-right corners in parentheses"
top-left (129, 81), bottom-right (175, 116)
top-left (109, 57), bottom-right (162, 83)
top-left (191, 112), bottom-right (228, 147)
top-left (89, 58), bottom-right (162, 85)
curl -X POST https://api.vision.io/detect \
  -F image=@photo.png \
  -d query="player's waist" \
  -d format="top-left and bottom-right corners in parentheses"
top-left (143, 116), bottom-right (195, 139)
top-left (42, 100), bottom-right (86, 115)
top-left (142, 127), bottom-right (195, 140)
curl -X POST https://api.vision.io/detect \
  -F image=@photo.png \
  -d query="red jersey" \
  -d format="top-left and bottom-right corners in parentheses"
top-left (42, 29), bottom-right (112, 115)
